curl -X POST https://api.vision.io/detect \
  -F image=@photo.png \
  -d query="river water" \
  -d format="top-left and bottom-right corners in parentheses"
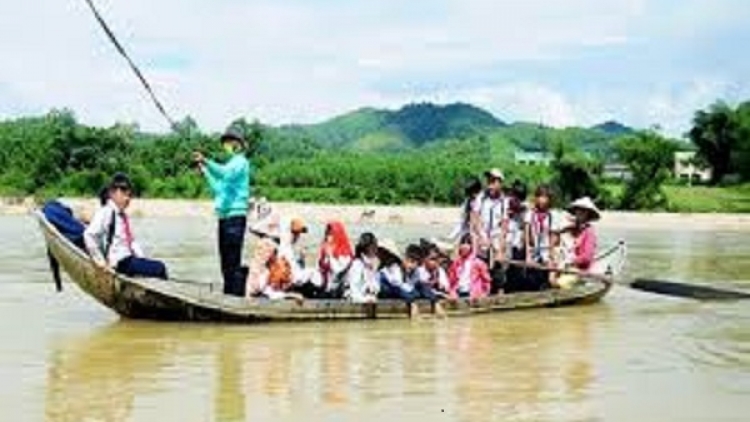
top-left (1, 215), bottom-right (748, 422)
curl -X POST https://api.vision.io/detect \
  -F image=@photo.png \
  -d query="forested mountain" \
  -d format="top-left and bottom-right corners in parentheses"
top-left (278, 102), bottom-right (505, 151)
top-left (276, 102), bottom-right (633, 157)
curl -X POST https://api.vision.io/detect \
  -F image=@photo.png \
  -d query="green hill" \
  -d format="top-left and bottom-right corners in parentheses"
top-left (278, 102), bottom-right (505, 151)
top-left (274, 103), bottom-right (633, 161)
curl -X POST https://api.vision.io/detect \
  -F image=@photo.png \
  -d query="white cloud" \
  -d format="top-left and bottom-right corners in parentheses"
top-left (0, 0), bottom-right (747, 134)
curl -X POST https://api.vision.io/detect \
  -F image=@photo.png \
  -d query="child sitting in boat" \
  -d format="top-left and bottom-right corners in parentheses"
top-left (84, 173), bottom-right (168, 280)
top-left (555, 196), bottom-right (600, 289)
top-left (447, 233), bottom-right (492, 300)
top-left (346, 233), bottom-right (381, 304)
top-left (246, 238), bottom-right (304, 303)
top-left (405, 244), bottom-right (446, 317)
top-left (421, 244), bottom-right (451, 297)
top-left (376, 240), bottom-right (434, 317)
top-left (303, 221), bottom-right (354, 299)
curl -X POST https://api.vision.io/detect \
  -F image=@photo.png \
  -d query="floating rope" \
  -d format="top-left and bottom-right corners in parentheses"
top-left (83, 0), bottom-right (178, 130)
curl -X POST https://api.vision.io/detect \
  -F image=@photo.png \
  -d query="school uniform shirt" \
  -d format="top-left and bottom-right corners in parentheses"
top-left (477, 192), bottom-right (509, 243)
top-left (314, 253), bottom-right (352, 291)
top-left (346, 257), bottom-right (380, 303)
top-left (417, 266), bottom-right (449, 292)
top-left (380, 263), bottom-right (412, 292)
top-left (84, 200), bottom-right (143, 267)
top-left (525, 209), bottom-right (563, 263)
top-left (448, 197), bottom-right (481, 240)
top-left (505, 211), bottom-right (527, 252)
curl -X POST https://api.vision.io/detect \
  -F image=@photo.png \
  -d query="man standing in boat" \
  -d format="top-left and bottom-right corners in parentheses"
top-left (193, 126), bottom-right (252, 296)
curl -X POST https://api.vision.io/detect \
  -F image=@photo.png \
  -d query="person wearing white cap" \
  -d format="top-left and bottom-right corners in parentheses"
top-left (476, 168), bottom-right (510, 291)
top-left (555, 196), bottom-right (600, 289)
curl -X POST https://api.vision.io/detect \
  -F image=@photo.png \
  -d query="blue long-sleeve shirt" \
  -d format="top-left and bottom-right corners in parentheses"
top-left (203, 153), bottom-right (251, 219)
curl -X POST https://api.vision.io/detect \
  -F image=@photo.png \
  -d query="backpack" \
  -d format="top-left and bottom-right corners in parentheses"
top-left (42, 200), bottom-right (86, 250)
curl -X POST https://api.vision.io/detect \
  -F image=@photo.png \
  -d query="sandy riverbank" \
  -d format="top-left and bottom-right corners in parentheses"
top-left (4, 196), bottom-right (750, 231)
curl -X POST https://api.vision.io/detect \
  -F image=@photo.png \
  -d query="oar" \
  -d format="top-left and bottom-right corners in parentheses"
top-left (248, 227), bottom-right (280, 243)
top-left (630, 278), bottom-right (750, 301)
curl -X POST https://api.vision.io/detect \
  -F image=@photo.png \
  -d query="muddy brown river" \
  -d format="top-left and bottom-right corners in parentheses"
top-left (0, 215), bottom-right (748, 421)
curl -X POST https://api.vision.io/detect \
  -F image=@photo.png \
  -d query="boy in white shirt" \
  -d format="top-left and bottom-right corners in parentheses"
top-left (84, 174), bottom-right (168, 279)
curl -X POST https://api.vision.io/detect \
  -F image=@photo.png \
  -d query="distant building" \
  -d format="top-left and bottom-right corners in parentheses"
top-left (603, 163), bottom-right (632, 181)
top-left (514, 151), bottom-right (553, 166)
top-left (674, 151), bottom-right (711, 183)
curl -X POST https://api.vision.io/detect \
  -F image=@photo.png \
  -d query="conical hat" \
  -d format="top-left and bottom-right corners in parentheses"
top-left (567, 196), bottom-right (601, 221)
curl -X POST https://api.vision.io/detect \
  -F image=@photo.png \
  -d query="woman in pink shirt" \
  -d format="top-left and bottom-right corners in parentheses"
top-left (555, 197), bottom-right (600, 289)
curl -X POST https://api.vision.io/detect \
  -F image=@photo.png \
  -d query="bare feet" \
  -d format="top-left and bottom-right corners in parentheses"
top-left (434, 302), bottom-right (447, 318)
top-left (409, 302), bottom-right (420, 319)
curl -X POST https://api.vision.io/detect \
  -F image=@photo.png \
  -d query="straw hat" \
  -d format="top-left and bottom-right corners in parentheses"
top-left (484, 168), bottom-right (505, 181)
top-left (567, 196), bottom-right (601, 221)
top-left (377, 238), bottom-right (402, 264)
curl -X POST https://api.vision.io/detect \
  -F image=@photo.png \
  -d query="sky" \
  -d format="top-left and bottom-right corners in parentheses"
top-left (1, 0), bottom-right (749, 137)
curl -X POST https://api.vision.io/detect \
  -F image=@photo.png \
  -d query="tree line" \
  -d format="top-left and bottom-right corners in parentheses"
top-left (0, 101), bottom-right (748, 211)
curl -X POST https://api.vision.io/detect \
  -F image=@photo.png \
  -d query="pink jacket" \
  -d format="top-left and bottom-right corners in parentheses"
top-left (448, 256), bottom-right (491, 299)
top-left (572, 225), bottom-right (597, 271)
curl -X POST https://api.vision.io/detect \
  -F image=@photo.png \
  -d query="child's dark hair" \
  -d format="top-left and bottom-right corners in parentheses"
top-left (355, 232), bottom-right (378, 257)
top-left (464, 176), bottom-right (483, 199)
top-left (109, 172), bottom-right (133, 192)
top-left (510, 179), bottom-right (527, 201)
top-left (459, 233), bottom-right (472, 245)
top-left (98, 186), bottom-right (109, 206)
top-left (535, 184), bottom-right (553, 199)
top-left (405, 244), bottom-right (424, 262)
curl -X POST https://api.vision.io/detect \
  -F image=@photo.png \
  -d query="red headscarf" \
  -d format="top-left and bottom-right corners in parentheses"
top-left (320, 221), bottom-right (353, 259)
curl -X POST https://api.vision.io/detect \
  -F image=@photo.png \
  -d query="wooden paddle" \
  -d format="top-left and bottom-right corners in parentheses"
top-left (630, 278), bottom-right (750, 301)
top-left (248, 227), bottom-right (280, 243)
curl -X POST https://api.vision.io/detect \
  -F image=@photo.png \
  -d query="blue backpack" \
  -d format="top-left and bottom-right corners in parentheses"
top-left (42, 200), bottom-right (86, 250)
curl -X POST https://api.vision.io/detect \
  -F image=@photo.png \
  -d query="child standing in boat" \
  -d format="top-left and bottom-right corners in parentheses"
top-left (448, 177), bottom-right (484, 250)
top-left (524, 185), bottom-right (561, 290)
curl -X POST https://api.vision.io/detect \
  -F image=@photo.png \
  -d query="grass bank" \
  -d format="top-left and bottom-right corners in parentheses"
top-left (604, 183), bottom-right (750, 213)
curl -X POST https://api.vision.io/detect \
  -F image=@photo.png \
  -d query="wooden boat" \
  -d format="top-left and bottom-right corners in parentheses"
top-left (35, 211), bottom-right (624, 323)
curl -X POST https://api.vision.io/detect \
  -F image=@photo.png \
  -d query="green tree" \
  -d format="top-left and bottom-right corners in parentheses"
top-left (687, 101), bottom-right (740, 185)
top-left (616, 131), bottom-right (678, 210)
top-left (549, 138), bottom-right (608, 207)
top-left (733, 101), bottom-right (750, 182)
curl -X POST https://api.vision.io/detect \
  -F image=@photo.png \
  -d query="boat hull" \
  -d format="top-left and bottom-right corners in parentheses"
top-left (37, 212), bottom-right (612, 323)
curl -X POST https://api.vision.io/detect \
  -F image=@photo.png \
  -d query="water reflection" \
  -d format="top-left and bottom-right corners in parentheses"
top-left (45, 305), bottom-right (611, 422)
top-left (45, 324), bottom-right (166, 422)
